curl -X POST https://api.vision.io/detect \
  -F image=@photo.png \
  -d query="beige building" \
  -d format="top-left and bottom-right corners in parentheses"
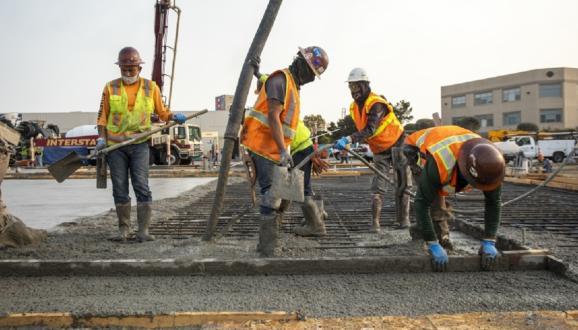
top-left (441, 67), bottom-right (578, 132)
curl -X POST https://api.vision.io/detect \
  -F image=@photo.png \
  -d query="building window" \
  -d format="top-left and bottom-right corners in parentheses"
top-left (503, 111), bottom-right (521, 126)
top-left (540, 108), bottom-right (563, 123)
top-left (474, 91), bottom-right (493, 105)
top-left (474, 114), bottom-right (494, 128)
top-left (502, 87), bottom-right (521, 102)
top-left (539, 83), bottom-right (562, 97)
top-left (451, 95), bottom-right (466, 108)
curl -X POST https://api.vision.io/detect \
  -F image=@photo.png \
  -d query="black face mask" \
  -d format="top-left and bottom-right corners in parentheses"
top-left (349, 81), bottom-right (371, 103)
top-left (288, 55), bottom-right (316, 87)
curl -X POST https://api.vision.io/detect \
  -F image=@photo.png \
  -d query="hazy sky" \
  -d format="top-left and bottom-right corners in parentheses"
top-left (1, 0), bottom-right (578, 124)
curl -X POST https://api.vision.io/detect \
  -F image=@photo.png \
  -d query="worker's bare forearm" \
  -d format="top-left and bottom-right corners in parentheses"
top-left (268, 100), bottom-right (286, 153)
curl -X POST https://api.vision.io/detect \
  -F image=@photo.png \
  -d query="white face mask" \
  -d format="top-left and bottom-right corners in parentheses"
top-left (122, 75), bottom-right (139, 84)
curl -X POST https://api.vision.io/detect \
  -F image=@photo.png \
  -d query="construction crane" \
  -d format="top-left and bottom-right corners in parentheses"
top-left (152, 0), bottom-right (181, 108)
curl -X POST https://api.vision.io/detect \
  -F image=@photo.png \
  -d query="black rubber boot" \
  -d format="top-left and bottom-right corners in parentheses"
top-left (110, 202), bottom-right (131, 242)
top-left (136, 202), bottom-right (155, 242)
top-left (294, 196), bottom-right (326, 237)
top-left (257, 213), bottom-right (278, 257)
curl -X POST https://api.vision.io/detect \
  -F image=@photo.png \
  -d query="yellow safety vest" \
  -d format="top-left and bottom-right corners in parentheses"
top-left (106, 78), bottom-right (155, 145)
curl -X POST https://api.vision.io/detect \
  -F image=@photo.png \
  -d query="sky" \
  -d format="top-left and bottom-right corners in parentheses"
top-left (1, 0), bottom-right (578, 125)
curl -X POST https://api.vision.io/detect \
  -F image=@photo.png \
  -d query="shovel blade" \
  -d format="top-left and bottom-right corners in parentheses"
top-left (47, 151), bottom-right (85, 183)
top-left (269, 166), bottom-right (305, 202)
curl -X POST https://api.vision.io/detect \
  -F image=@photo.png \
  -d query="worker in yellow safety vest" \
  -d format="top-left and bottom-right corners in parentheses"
top-left (96, 47), bottom-right (187, 243)
top-left (241, 46), bottom-right (329, 257)
top-left (334, 68), bottom-right (409, 232)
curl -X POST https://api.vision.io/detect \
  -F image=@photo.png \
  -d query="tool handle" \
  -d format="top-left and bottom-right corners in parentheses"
top-left (95, 110), bottom-right (208, 157)
top-left (292, 144), bottom-right (332, 171)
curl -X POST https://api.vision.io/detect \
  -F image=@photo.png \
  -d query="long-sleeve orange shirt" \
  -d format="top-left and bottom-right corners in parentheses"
top-left (97, 78), bottom-right (172, 127)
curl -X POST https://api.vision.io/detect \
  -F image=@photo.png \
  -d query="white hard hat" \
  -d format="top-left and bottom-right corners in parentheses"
top-left (346, 67), bottom-right (370, 83)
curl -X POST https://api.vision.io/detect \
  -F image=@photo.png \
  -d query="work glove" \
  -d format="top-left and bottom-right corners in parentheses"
top-left (279, 150), bottom-right (294, 168)
top-left (334, 136), bottom-right (351, 151)
top-left (479, 239), bottom-right (499, 271)
top-left (172, 113), bottom-right (187, 124)
top-left (95, 138), bottom-right (106, 152)
top-left (311, 153), bottom-right (330, 176)
top-left (427, 242), bottom-right (448, 272)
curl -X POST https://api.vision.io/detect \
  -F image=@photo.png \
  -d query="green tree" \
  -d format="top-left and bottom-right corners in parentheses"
top-left (456, 117), bottom-right (481, 131)
top-left (303, 114), bottom-right (326, 135)
top-left (393, 100), bottom-right (414, 124)
top-left (415, 118), bottom-right (436, 130)
top-left (333, 116), bottom-right (357, 139)
top-left (517, 122), bottom-right (539, 132)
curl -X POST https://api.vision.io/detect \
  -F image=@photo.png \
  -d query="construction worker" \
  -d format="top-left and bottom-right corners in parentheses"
top-left (334, 68), bottom-right (409, 232)
top-left (241, 46), bottom-right (329, 257)
top-left (406, 120), bottom-right (455, 251)
top-left (403, 125), bottom-right (506, 271)
top-left (96, 47), bottom-right (187, 242)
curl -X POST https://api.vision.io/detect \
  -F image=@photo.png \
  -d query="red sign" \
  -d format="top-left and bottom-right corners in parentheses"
top-left (34, 136), bottom-right (98, 147)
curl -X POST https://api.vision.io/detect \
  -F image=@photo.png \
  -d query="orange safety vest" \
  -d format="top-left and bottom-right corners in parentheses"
top-left (241, 69), bottom-right (301, 163)
top-left (406, 125), bottom-right (480, 195)
top-left (106, 78), bottom-right (155, 145)
top-left (349, 93), bottom-right (403, 154)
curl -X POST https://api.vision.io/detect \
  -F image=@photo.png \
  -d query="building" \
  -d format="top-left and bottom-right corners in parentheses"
top-left (441, 67), bottom-right (578, 132)
top-left (215, 94), bottom-right (234, 111)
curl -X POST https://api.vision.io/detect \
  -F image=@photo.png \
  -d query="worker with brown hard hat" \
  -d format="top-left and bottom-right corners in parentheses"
top-left (96, 46), bottom-right (187, 242)
top-left (334, 68), bottom-right (410, 232)
top-left (403, 125), bottom-right (506, 271)
top-left (241, 46), bottom-right (329, 257)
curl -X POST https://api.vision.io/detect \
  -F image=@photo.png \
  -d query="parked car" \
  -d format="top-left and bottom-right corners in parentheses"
top-left (352, 143), bottom-right (373, 162)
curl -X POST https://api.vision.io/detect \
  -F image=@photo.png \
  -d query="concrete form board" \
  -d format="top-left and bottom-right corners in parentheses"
top-left (0, 254), bottom-right (549, 277)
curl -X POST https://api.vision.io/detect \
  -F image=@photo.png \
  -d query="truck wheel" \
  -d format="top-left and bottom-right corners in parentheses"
top-left (179, 157), bottom-right (192, 165)
top-left (552, 152), bottom-right (565, 163)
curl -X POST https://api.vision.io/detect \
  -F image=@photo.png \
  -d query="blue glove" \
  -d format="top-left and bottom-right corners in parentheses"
top-left (479, 239), bottom-right (499, 270)
top-left (172, 113), bottom-right (187, 124)
top-left (334, 136), bottom-right (351, 150)
top-left (95, 138), bottom-right (106, 151)
top-left (428, 242), bottom-right (448, 272)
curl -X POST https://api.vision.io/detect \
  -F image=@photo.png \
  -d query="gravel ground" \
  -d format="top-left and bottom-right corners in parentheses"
top-left (1, 271), bottom-right (577, 317)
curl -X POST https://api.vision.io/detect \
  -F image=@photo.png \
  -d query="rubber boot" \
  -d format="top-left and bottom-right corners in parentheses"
top-left (136, 202), bottom-right (155, 242)
top-left (294, 196), bottom-right (326, 237)
top-left (371, 194), bottom-right (382, 233)
top-left (111, 202), bottom-right (131, 242)
top-left (257, 213), bottom-right (278, 257)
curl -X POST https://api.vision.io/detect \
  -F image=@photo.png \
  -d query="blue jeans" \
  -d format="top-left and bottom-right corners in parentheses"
top-left (250, 152), bottom-right (276, 215)
top-left (107, 142), bottom-right (152, 205)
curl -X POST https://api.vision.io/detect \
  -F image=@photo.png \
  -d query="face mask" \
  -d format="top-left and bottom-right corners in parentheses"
top-left (122, 75), bottom-right (139, 84)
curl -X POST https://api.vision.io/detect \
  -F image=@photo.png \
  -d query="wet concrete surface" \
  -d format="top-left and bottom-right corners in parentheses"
top-left (1, 271), bottom-right (577, 317)
top-left (2, 178), bottom-right (215, 229)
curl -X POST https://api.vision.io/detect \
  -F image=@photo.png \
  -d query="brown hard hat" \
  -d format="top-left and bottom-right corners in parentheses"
top-left (298, 46), bottom-right (329, 77)
top-left (457, 138), bottom-right (505, 191)
top-left (116, 47), bottom-right (145, 66)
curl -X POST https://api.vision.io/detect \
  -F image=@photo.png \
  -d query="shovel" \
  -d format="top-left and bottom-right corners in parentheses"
top-left (269, 144), bottom-right (332, 203)
top-left (48, 110), bottom-right (208, 182)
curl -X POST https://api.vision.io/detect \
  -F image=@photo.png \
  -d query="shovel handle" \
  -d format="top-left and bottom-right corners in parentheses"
top-left (95, 110), bottom-right (208, 157)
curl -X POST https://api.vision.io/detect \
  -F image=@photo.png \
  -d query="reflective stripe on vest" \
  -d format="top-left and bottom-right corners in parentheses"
top-left (245, 109), bottom-right (296, 139)
top-left (106, 78), bottom-right (155, 145)
top-left (349, 92), bottom-right (403, 154)
top-left (240, 69), bottom-right (301, 163)
top-left (428, 133), bottom-right (480, 175)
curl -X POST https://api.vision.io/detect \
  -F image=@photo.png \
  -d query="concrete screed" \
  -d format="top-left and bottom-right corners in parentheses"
top-left (1, 176), bottom-right (578, 320)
